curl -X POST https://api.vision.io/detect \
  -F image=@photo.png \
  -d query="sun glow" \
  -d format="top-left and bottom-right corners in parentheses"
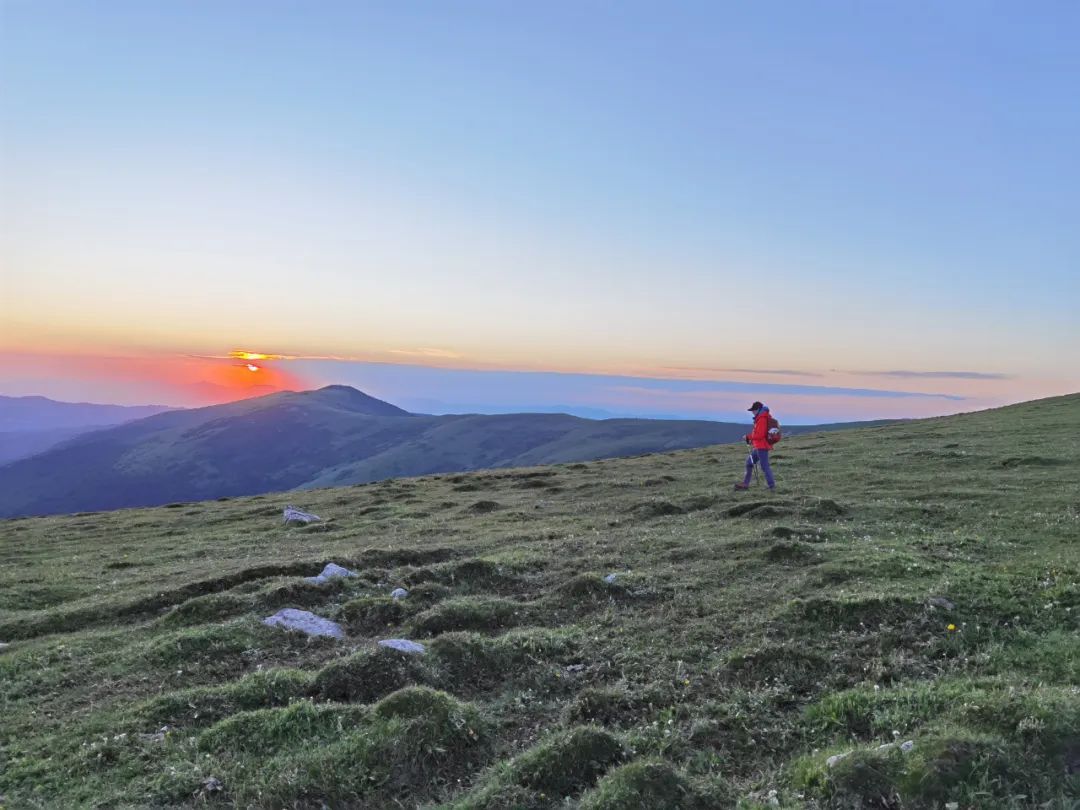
top-left (246, 363), bottom-right (260, 372)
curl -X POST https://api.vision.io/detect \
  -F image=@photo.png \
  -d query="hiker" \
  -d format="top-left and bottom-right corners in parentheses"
top-left (735, 401), bottom-right (776, 491)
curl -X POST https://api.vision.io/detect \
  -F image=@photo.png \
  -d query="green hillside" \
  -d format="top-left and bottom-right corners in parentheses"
top-left (1, 394), bottom-right (1077, 808)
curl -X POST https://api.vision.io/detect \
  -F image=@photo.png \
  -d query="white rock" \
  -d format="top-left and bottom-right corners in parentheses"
top-left (283, 505), bottom-right (320, 524)
top-left (826, 751), bottom-right (851, 768)
top-left (262, 608), bottom-right (344, 639)
top-left (305, 563), bottom-right (358, 584)
top-left (391, 588), bottom-right (408, 600)
top-left (378, 638), bottom-right (426, 655)
top-left (603, 573), bottom-right (618, 584)
top-left (900, 740), bottom-right (915, 753)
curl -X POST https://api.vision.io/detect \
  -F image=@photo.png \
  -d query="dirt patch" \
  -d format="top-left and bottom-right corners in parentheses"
top-left (763, 541), bottom-right (820, 564)
top-left (1000, 457), bottom-right (1069, 468)
top-left (357, 547), bottom-right (458, 567)
top-left (800, 498), bottom-right (846, 520)
top-left (629, 500), bottom-right (684, 519)
top-left (728, 502), bottom-right (791, 519)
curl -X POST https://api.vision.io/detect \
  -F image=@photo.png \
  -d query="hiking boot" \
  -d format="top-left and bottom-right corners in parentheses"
top-left (733, 482), bottom-right (750, 491)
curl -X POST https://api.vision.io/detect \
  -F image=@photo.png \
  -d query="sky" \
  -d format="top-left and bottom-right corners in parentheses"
top-left (2, 1), bottom-right (1078, 422)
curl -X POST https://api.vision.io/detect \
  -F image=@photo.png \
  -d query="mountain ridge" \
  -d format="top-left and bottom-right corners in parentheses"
top-left (0, 385), bottom-right (869, 518)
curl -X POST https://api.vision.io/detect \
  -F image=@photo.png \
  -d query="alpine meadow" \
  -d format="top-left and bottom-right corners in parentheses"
top-left (3, 3), bottom-right (1080, 809)
top-left (1, 394), bottom-right (1077, 808)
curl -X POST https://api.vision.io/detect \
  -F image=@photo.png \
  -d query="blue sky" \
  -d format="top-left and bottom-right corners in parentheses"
top-left (2, 1), bottom-right (1078, 419)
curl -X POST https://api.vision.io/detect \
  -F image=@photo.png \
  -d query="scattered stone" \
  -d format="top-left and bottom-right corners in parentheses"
top-left (826, 751), bottom-right (851, 768)
top-left (197, 776), bottom-right (224, 796)
top-left (138, 725), bottom-right (171, 744)
top-left (928, 595), bottom-right (956, 611)
top-left (391, 587), bottom-right (409, 600)
top-left (283, 505), bottom-right (321, 525)
top-left (305, 562), bottom-right (358, 584)
top-left (262, 608), bottom-right (345, 639)
top-left (378, 638), bottom-right (426, 655)
top-left (565, 663), bottom-right (587, 673)
top-left (603, 573), bottom-right (618, 584)
top-left (900, 739), bottom-right (915, 752)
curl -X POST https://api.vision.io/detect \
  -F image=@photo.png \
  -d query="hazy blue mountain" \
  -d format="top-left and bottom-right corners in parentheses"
top-left (0, 395), bottom-right (172, 432)
top-left (0, 395), bottom-right (175, 464)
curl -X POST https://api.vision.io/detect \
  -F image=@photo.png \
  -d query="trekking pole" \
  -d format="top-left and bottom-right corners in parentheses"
top-left (747, 442), bottom-right (760, 485)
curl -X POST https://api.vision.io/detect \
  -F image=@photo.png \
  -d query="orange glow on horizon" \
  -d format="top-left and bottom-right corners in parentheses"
top-left (0, 349), bottom-right (307, 406)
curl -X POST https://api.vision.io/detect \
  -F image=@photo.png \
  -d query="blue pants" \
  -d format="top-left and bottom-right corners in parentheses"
top-left (743, 448), bottom-right (775, 489)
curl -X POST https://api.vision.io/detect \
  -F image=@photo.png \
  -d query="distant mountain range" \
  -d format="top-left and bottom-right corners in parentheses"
top-left (0, 386), bottom-right (871, 518)
top-left (0, 395), bottom-right (174, 465)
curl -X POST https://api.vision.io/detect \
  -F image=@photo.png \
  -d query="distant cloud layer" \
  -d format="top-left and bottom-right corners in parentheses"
top-left (286, 359), bottom-right (973, 423)
top-left (849, 370), bottom-right (1012, 380)
top-left (663, 367), bottom-right (826, 378)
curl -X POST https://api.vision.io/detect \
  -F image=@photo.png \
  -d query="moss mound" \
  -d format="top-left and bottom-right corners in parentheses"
top-left (405, 581), bottom-right (453, 603)
top-left (199, 688), bottom-right (489, 807)
top-left (338, 595), bottom-right (405, 634)
top-left (135, 622), bottom-right (262, 669)
top-left (564, 686), bottom-right (642, 727)
top-left (313, 645), bottom-right (432, 703)
top-left (556, 573), bottom-right (627, 600)
top-left (630, 500), bottom-right (683, 519)
top-left (258, 575), bottom-right (351, 609)
top-left (410, 596), bottom-right (528, 636)
top-left (797, 679), bottom-right (1080, 806)
top-left (138, 668), bottom-right (312, 727)
top-left (430, 629), bottom-right (577, 691)
top-left (453, 726), bottom-right (626, 808)
top-left (801, 497), bottom-right (846, 519)
top-left (197, 699), bottom-right (366, 755)
top-left (724, 643), bottom-right (832, 694)
top-left (787, 595), bottom-right (928, 632)
top-left (510, 726), bottom-right (626, 795)
top-left (159, 592), bottom-right (250, 626)
top-left (578, 759), bottom-right (730, 809)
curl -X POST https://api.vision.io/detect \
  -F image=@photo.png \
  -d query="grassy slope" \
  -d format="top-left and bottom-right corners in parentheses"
top-left (0, 394), bottom-right (1077, 808)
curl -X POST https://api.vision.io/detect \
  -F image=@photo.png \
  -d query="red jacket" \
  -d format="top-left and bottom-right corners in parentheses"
top-left (746, 408), bottom-right (772, 450)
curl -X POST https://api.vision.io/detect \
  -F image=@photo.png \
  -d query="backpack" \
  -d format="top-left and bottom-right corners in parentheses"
top-left (766, 414), bottom-right (782, 445)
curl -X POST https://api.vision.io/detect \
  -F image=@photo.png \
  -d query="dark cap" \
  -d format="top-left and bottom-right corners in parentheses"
top-left (748, 401), bottom-right (764, 412)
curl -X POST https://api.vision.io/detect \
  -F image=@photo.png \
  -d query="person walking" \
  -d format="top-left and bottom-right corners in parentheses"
top-left (734, 401), bottom-right (776, 491)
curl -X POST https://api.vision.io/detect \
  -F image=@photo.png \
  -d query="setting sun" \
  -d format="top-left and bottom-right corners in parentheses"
top-left (246, 364), bottom-right (260, 372)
